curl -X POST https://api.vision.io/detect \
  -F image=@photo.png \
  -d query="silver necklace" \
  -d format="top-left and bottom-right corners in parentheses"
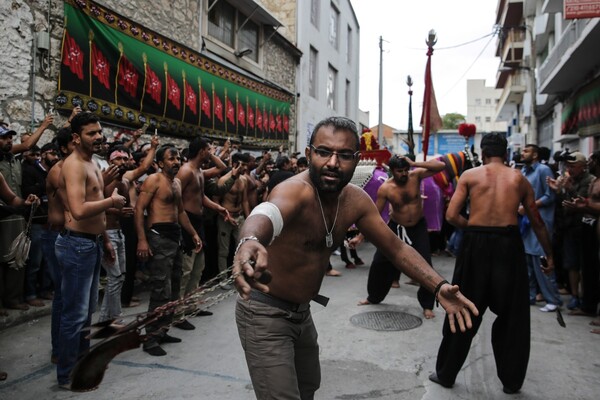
top-left (315, 189), bottom-right (340, 248)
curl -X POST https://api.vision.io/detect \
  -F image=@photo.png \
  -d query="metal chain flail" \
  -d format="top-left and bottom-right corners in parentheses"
top-left (135, 264), bottom-right (241, 338)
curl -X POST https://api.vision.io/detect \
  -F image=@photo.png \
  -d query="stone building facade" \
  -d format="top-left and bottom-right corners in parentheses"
top-left (0, 0), bottom-right (299, 149)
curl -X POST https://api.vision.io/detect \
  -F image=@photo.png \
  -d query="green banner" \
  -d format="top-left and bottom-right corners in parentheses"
top-left (57, 0), bottom-right (292, 146)
top-left (561, 77), bottom-right (600, 137)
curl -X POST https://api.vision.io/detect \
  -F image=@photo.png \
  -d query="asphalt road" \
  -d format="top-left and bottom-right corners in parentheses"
top-left (0, 243), bottom-right (598, 399)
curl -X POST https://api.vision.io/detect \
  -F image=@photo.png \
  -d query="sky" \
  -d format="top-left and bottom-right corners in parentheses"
top-left (351, 0), bottom-right (500, 130)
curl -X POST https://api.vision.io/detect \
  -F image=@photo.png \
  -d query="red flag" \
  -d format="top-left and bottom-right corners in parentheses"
top-left (276, 115), bottom-right (282, 133)
top-left (226, 97), bottom-right (235, 125)
top-left (91, 43), bottom-right (110, 90)
top-left (118, 56), bottom-right (139, 97)
top-left (145, 65), bottom-right (162, 104)
top-left (269, 111), bottom-right (276, 131)
top-left (247, 104), bottom-right (255, 129)
top-left (62, 31), bottom-right (84, 80)
top-left (185, 82), bottom-right (197, 115)
top-left (263, 108), bottom-right (269, 132)
top-left (419, 50), bottom-right (442, 160)
top-left (201, 87), bottom-right (211, 118)
top-left (237, 102), bottom-right (246, 126)
top-left (283, 115), bottom-right (289, 133)
top-left (166, 73), bottom-right (181, 110)
top-left (214, 94), bottom-right (223, 122)
top-left (256, 107), bottom-right (263, 131)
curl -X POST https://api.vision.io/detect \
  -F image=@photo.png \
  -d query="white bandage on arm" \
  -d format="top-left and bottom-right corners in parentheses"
top-left (248, 202), bottom-right (283, 243)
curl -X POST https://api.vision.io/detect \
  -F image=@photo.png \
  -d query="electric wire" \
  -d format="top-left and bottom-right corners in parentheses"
top-left (439, 33), bottom-right (496, 99)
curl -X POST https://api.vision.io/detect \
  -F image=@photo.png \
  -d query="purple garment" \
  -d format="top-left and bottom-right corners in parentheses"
top-left (422, 176), bottom-right (444, 231)
top-left (362, 167), bottom-right (390, 223)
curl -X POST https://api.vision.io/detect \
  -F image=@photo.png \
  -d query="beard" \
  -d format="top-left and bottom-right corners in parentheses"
top-left (44, 157), bottom-right (58, 168)
top-left (308, 164), bottom-right (352, 193)
top-left (397, 176), bottom-right (409, 185)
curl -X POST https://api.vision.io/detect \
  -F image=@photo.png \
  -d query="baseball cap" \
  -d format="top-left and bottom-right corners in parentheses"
top-left (566, 151), bottom-right (586, 164)
top-left (0, 126), bottom-right (17, 137)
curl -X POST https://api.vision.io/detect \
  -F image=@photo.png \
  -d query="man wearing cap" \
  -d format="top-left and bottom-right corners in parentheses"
top-left (0, 125), bottom-right (30, 310)
top-left (548, 151), bottom-right (595, 311)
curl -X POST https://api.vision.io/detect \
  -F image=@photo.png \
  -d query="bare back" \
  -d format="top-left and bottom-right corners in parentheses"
top-left (451, 161), bottom-right (527, 227)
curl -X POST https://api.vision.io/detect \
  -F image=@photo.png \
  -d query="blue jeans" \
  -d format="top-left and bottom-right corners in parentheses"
top-left (55, 233), bottom-right (102, 385)
top-left (99, 229), bottom-right (126, 322)
top-left (447, 229), bottom-right (464, 256)
top-left (41, 229), bottom-right (61, 359)
top-left (24, 224), bottom-right (44, 300)
top-left (526, 254), bottom-right (562, 306)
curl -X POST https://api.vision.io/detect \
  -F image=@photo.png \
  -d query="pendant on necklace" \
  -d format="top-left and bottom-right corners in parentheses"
top-left (326, 232), bottom-right (333, 248)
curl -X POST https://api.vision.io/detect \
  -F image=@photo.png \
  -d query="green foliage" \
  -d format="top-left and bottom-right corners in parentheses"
top-left (442, 113), bottom-right (466, 129)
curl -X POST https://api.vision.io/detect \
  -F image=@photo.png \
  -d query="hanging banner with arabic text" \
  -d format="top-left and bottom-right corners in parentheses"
top-left (57, 0), bottom-right (292, 146)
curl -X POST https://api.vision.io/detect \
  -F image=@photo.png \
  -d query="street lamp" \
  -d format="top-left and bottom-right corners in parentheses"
top-left (406, 75), bottom-right (415, 156)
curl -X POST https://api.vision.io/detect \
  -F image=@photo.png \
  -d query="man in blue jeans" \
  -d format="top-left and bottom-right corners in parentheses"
top-left (55, 112), bottom-right (126, 389)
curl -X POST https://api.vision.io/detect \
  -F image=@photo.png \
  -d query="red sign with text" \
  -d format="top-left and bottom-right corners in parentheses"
top-left (565, 0), bottom-right (600, 19)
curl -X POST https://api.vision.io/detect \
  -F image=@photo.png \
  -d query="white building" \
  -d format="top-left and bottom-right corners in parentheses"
top-left (467, 79), bottom-right (507, 134)
top-left (495, 0), bottom-right (600, 155)
top-left (265, 0), bottom-right (360, 151)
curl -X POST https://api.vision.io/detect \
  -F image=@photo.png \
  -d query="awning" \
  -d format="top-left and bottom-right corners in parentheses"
top-left (227, 0), bottom-right (282, 27)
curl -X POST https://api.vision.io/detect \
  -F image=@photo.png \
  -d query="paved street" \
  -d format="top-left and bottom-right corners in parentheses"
top-left (1, 242), bottom-right (598, 400)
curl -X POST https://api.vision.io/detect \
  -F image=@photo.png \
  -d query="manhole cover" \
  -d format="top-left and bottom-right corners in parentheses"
top-left (350, 311), bottom-right (422, 331)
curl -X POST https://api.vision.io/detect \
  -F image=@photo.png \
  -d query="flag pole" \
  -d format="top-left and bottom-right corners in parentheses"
top-left (422, 29), bottom-right (437, 161)
top-left (181, 70), bottom-right (187, 123)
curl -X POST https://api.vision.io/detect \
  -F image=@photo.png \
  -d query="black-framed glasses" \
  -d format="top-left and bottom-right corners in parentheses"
top-left (310, 145), bottom-right (359, 162)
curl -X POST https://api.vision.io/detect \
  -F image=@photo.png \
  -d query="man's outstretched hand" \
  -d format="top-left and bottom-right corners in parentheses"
top-left (438, 284), bottom-right (479, 333)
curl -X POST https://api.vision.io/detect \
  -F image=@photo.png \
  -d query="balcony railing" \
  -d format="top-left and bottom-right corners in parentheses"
top-left (497, 28), bottom-right (526, 63)
top-left (538, 19), bottom-right (589, 90)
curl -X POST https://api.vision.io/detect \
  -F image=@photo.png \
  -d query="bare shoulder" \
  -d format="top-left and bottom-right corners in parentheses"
top-left (269, 175), bottom-right (313, 203)
top-left (345, 183), bottom-right (378, 209)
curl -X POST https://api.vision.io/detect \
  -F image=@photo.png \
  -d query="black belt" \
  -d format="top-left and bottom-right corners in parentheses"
top-left (61, 229), bottom-right (103, 242)
top-left (249, 290), bottom-right (311, 312)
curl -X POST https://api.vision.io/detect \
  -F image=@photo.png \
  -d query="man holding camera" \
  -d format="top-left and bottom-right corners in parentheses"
top-left (548, 152), bottom-right (595, 311)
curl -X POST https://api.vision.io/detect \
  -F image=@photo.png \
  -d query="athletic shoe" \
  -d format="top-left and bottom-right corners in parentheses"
top-left (539, 304), bottom-right (558, 312)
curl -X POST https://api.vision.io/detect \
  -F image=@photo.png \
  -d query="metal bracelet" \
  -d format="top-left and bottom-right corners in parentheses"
top-left (235, 235), bottom-right (260, 255)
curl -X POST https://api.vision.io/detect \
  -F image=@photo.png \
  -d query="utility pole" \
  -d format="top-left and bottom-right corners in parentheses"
top-left (378, 35), bottom-right (384, 146)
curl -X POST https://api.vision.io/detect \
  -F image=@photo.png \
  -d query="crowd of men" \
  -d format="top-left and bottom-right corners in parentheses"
top-left (0, 109), bottom-right (311, 387)
top-left (0, 112), bottom-right (599, 395)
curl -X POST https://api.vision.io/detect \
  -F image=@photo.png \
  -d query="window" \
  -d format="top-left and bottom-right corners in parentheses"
top-left (329, 4), bottom-right (339, 49)
top-left (345, 79), bottom-right (351, 115)
top-left (475, 116), bottom-right (481, 122)
top-left (207, 0), bottom-right (260, 62)
top-left (485, 98), bottom-right (491, 105)
top-left (347, 25), bottom-right (352, 63)
top-left (475, 98), bottom-right (481, 106)
top-left (485, 116), bottom-right (491, 122)
top-left (311, 0), bottom-right (320, 28)
top-left (208, 0), bottom-right (235, 47)
top-left (238, 17), bottom-right (259, 62)
top-left (327, 64), bottom-right (337, 110)
top-left (309, 47), bottom-right (318, 98)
